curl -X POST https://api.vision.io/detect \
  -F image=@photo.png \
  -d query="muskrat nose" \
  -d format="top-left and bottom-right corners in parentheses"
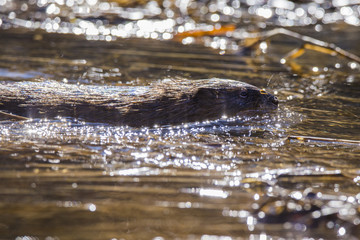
top-left (270, 96), bottom-right (279, 105)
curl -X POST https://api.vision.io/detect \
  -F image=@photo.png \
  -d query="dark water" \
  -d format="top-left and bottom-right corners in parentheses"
top-left (1, 1), bottom-right (360, 239)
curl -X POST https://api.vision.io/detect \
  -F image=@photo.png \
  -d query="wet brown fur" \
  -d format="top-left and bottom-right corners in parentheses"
top-left (0, 79), bottom-right (278, 126)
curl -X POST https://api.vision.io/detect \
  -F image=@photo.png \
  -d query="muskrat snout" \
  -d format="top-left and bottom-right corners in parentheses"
top-left (270, 95), bottom-right (279, 105)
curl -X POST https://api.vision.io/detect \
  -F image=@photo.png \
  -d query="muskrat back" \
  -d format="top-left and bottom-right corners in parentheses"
top-left (0, 78), bottom-right (278, 127)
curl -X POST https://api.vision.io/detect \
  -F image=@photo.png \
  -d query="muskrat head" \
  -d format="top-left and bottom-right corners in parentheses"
top-left (194, 83), bottom-right (278, 118)
top-left (226, 86), bottom-right (279, 111)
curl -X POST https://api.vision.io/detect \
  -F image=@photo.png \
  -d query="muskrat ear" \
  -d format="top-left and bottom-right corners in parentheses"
top-left (195, 88), bottom-right (219, 100)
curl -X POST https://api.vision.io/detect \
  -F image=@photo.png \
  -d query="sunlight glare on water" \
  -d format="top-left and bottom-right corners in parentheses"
top-left (1, 0), bottom-right (360, 44)
top-left (0, 0), bottom-right (360, 239)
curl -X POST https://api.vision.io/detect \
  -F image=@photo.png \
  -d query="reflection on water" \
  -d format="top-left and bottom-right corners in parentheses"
top-left (0, 0), bottom-right (360, 239)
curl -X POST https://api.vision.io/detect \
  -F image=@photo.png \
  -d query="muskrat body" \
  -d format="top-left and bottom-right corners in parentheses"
top-left (0, 78), bottom-right (278, 126)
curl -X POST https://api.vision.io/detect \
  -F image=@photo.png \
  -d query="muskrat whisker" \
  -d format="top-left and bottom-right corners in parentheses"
top-left (266, 74), bottom-right (275, 88)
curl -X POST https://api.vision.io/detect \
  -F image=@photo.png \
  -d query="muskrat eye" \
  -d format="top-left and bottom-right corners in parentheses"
top-left (239, 91), bottom-right (248, 98)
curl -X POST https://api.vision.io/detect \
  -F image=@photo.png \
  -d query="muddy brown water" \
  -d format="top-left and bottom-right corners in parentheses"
top-left (0, 18), bottom-right (360, 240)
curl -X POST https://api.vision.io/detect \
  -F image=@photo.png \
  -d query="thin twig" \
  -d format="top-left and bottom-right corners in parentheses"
top-left (238, 28), bottom-right (360, 63)
top-left (0, 110), bottom-right (29, 121)
top-left (288, 135), bottom-right (360, 145)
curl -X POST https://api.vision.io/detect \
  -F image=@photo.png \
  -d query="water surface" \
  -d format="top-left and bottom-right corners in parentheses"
top-left (0, 1), bottom-right (360, 239)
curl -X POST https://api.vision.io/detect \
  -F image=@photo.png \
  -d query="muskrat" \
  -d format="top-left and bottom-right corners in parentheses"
top-left (0, 78), bottom-right (278, 127)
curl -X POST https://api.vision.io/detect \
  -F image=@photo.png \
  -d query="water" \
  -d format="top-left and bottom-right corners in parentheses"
top-left (0, 1), bottom-right (360, 239)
